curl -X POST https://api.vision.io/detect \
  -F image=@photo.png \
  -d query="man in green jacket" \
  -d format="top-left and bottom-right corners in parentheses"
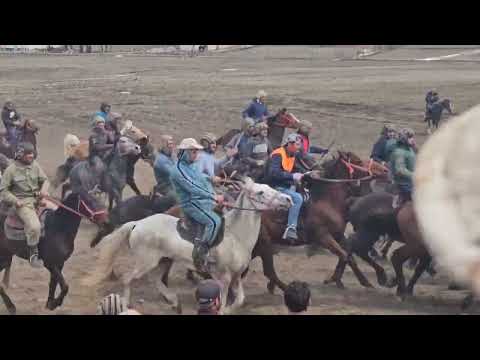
top-left (390, 128), bottom-right (416, 208)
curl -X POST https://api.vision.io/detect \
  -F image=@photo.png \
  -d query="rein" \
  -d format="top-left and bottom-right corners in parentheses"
top-left (44, 196), bottom-right (105, 223)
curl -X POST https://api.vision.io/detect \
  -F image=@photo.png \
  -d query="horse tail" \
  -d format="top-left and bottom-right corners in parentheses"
top-left (64, 134), bottom-right (80, 159)
top-left (82, 222), bottom-right (137, 286)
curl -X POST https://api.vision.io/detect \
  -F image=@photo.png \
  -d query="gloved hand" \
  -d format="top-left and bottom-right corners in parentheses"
top-left (292, 173), bottom-right (304, 182)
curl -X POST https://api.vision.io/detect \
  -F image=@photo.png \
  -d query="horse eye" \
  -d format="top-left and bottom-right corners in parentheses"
top-left (257, 191), bottom-right (264, 196)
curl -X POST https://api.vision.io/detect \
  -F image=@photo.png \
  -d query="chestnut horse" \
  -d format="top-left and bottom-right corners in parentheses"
top-left (252, 151), bottom-right (388, 293)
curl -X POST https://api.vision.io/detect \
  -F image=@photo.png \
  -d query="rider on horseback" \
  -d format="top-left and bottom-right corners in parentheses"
top-left (242, 90), bottom-right (270, 123)
top-left (241, 122), bottom-right (272, 181)
top-left (371, 124), bottom-right (397, 165)
top-left (390, 128), bottom-right (416, 208)
top-left (196, 133), bottom-right (232, 182)
top-left (269, 133), bottom-right (305, 244)
top-left (1, 101), bottom-right (22, 148)
top-left (170, 138), bottom-right (224, 272)
top-left (0, 142), bottom-right (49, 268)
top-left (296, 120), bottom-right (329, 156)
top-left (153, 135), bottom-right (177, 196)
top-left (91, 102), bottom-right (111, 128)
top-left (425, 90), bottom-right (439, 121)
top-left (89, 116), bottom-right (115, 166)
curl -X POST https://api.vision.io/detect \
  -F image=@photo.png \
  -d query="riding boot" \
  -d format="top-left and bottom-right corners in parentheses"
top-left (283, 225), bottom-right (298, 245)
top-left (28, 245), bottom-right (44, 268)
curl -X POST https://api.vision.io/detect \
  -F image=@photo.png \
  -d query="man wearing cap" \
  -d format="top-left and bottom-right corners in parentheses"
top-left (268, 133), bottom-right (305, 244)
top-left (241, 122), bottom-right (272, 181)
top-left (370, 124), bottom-right (397, 164)
top-left (242, 90), bottom-right (271, 123)
top-left (196, 133), bottom-right (232, 182)
top-left (296, 120), bottom-right (329, 156)
top-left (170, 138), bottom-right (224, 271)
top-left (88, 116), bottom-right (115, 166)
top-left (195, 279), bottom-right (223, 315)
top-left (390, 128), bottom-right (416, 208)
top-left (284, 281), bottom-right (311, 315)
top-left (1, 101), bottom-right (22, 148)
top-left (153, 135), bottom-right (177, 197)
top-left (425, 90), bottom-right (439, 121)
top-left (91, 102), bottom-right (111, 127)
top-left (0, 142), bottom-right (49, 268)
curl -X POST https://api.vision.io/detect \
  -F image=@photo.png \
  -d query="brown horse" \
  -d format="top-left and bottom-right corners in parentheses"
top-left (217, 109), bottom-right (300, 149)
top-left (252, 151), bottom-right (387, 293)
top-left (343, 194), bottom-right (432, 300)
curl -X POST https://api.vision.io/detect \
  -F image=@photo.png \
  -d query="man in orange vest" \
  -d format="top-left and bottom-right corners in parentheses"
top-left (269, 133), bottom-right (305, 244)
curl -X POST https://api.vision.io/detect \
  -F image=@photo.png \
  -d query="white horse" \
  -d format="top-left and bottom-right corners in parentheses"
top-left (84, 177), bottom-right (292, 314)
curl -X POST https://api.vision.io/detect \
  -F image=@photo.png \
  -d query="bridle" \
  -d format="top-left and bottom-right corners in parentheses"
top-left (44, 195), bottom-right (107, 223)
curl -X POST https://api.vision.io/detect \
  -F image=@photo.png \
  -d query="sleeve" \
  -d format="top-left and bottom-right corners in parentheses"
top-left (170, 167), bottom-right (215, 200)
top-left (242, 103), bottom-right (254, 119)
top-left (370, 140), bottom-right (384, 162)
top-left (310, 145), bottom-right (328, 155)
top-left (270, 154), bottom-right (294, 182)
top-left (225, 133), bottom-right (240, 149)
top-left (1, 110), bottom-right (14, 127)
top-left (263, 105), bottom-right (270, 117)
top-left (393, 152), bottom-right (413, 180)
top-left (0, 166), bottom-right (18, 205)
top-left (214, 156), bottom-right (229, 175)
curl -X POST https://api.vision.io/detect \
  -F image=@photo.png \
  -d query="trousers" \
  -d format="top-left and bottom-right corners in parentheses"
top-left (15, 205), bottom-right (41, 247)
top-left (276, 187), bottom-right (303, 228)
top-left (183, 203), bottom-right (221, 247)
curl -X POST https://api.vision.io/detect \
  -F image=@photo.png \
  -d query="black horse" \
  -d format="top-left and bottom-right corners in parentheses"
top-left (0, 191), bottom-right (107, 314)
top-left (90, 193), bottom-right (177, 248)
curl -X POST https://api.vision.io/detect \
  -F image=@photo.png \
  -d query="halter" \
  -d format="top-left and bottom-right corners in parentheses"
top-left (219, 185), bottom-right (285, 212)
top-left (45, 195), bottom-right (107, 223)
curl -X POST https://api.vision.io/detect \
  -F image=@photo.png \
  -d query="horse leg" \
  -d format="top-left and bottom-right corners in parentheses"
top-left (0, 286), bottom-right (15, 315)
top-left (158, 257), bottom-right (173, 287)
top-left (260, 250), bottom-right (287, 294)
top-left (2, 257), bottom-right (12, 288)
top-left (228, 276), bottom-right (246, 312)
top-left (356, 249), bottom-right (388, 287)
top-left (462, 292), bottom-right (475, 311)
top-left (47, 265), bottom-right (69, 310)
top-left (45, 269), bottom-right (59, 310)
top-left (154, 261), bottom-right (181, 314)
top-left (381, 238), bottom-right (394, 259)
top-left (127, 176), bottom-right (142, 196)
top-left (389, 245), bottom-right (410, 300)
top-left (218, 272), bottom-right (232, 314)
top-left (405, 254), bottom-right (431, 296)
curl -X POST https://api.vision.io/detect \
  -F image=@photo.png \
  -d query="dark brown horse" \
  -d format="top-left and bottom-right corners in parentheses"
top-left (251, 151), bottom-right (387, 293)
top-left (343, 194), bottom-right (433, 300)
top-left (0, 191), bottom-right (107, 314)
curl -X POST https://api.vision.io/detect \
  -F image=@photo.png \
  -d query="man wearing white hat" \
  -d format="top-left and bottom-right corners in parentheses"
top-left (170, 138), bottom-right (224, 271)
top-left (242, 90), bottom-right (271, 123)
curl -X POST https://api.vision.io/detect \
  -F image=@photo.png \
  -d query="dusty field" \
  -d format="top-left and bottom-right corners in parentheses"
top-left (1, 45), bottom-right (479, 315)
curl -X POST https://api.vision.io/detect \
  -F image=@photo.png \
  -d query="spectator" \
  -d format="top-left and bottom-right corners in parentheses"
top-left (284, 281), bottom-right (311, 315)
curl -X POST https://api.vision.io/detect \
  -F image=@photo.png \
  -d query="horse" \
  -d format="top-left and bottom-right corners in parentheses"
top-left (89, 193), bottom-right (178, 248)
top-left (83, 177), bottom-right (292, 314)
top-left (249, 151), bottom-right (386, 294)
top-left (0, 191), bottom-right (107, 314)
top-left (217, 109), bottom-right (300, 150)
top-left (425, 98), bottom-right (454, 134)
top-left (68, 136), bottom-right (141, 210)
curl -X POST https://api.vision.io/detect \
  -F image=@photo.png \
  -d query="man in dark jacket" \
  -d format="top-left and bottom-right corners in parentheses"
top-left (88, 116), bottom-right (115, 166)
top-left (242, 90), bottom-right (270, 123)
top-left (425, 90), bottom-right (439, 121)
top-left (195, 279), bottom-right (223, 315)
top-left (1, 101), bottom-right (22, 147)
top-left (269, 133), bottom-right (305, 244)
top-left (370, 124), bottom-right (396, 164)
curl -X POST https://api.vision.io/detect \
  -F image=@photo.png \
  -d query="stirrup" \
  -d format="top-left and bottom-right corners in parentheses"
top-left (282, 225), bottom-right (297, 240)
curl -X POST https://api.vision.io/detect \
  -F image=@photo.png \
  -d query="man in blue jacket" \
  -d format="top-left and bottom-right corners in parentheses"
top-left (370, 124), bottom-right (396, 164)
top-left (170, 138), bottom-right (224, 271)
top-left (153, 135), bottom-right (177, 196)
top-left (242, 90), bottom-right (270, 123)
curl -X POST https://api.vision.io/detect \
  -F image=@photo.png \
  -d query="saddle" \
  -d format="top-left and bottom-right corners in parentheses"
top-left (176, 211), bottom-right (226, 248)
top-left (4, 200), bottom-right (58, 241)
top-left (270, 201), bottom-right (309, 246)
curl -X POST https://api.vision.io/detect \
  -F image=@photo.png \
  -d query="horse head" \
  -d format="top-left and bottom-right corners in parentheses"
top-left (238, 177), bottom-right (292, 211)
top-left (116, 136), bottom-right (141, 157)
top-left (138, 137), bottom-right (156, 166)
top-left (441, 98), bottom-right (454, 114)
top-left (64, 190), bottom-right (108, 225)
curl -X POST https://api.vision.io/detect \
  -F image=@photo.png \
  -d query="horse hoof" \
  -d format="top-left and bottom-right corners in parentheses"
top-left (46, 301), bottom-right (56, 311)
top-left (377, 272), bottom-right (388, 287)
top-left (267, 282), bottom-right (276, 295)
top-left (7, 305), bottom-right (16, 315)
top-left (385, 277), bottom-right (398, 289)
top-left (173, 302), bottom-right (182, 315)
top-left (335, 281), bottom-right (345, 290)
top-left (461, 295), bottom-right (474, 311)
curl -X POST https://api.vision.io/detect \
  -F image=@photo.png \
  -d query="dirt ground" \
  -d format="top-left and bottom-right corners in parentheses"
top-left (1, 45), bottom-right (479, 315)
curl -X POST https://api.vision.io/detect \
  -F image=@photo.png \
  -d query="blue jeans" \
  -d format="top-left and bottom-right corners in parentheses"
top-left (276, 187), bottom-right (303, 228)
top-left (183, 203), bottom-right (221, 247)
